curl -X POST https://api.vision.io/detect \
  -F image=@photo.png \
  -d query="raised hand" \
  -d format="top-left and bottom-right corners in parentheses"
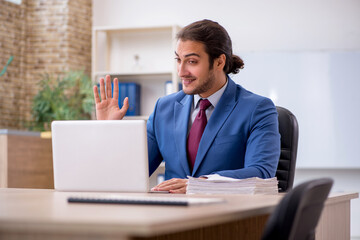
top-left (93, 75), bottom-right (129, 120)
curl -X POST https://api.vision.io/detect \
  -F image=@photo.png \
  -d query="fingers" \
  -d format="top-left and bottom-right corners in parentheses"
top-left (169, 186), bottom-right (187, 194)
top-left (105, 75), bottom-right (112, 99)
top-left (98, 75), bottom-right (115, 102)
top-left (152, 178), bottom-right (188, 194)
top-left (121, 97), bottom-right (129, 113)
top-left (113, 78), bottom-right (119, 100)
top-left (93, 85), bottom-right (100, 104)
top-left (99, 77), bottom-right (106, 101)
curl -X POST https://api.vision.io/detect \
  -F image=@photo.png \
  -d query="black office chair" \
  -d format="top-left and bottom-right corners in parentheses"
top-left (276, 106), bottom-right (299, 192)
top-left (261, 178), bottom-right (333, 240)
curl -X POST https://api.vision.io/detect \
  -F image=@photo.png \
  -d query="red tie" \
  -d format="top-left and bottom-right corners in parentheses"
top-left (187, 99), bottom-right (212, 171)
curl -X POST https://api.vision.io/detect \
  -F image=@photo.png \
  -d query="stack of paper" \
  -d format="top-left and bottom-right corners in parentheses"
top-left (186, 174), bottom-right (278, 195)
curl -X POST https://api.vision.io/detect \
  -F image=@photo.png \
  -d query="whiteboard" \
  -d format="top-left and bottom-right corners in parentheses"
top-left (231, 51), bottom-right (360, 168)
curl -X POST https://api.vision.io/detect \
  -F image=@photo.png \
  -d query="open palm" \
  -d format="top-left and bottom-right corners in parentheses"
top-left (93, 75), bottom-right (129, 120)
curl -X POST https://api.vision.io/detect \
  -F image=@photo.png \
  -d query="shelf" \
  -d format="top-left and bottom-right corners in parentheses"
top-left (94, 71), bottom-right (173, 82)
top-left (93, 25), bottom-right (177, 33)
top-left (92, 25), bottom-right (181, 116)
top-left (92, 25), bottom-right (180, 76)
top-left (94, 71), bottom-right (173, 76)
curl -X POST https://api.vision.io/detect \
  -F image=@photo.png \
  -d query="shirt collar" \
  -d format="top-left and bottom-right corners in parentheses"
top-left (193, 77), bottom-right (229, 109)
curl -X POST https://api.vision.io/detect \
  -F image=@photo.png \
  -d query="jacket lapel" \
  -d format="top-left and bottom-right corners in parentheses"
top-left (174, 94), bottom-right (193, 176)
top-left (192, 79), bottom-right (238, 176)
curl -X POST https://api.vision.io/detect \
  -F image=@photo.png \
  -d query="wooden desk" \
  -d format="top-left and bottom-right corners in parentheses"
top-left (0, 189), bottom-right (357, 240)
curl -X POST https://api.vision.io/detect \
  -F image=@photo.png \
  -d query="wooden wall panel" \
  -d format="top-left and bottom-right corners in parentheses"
top-left (6, 135), bottom-right (53, 189)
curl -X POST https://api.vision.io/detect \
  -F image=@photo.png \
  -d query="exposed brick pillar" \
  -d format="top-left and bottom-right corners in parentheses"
top-left (0, 0), bottom-right (26, 129)
top-left (0, 0), bottom-right (92, 130)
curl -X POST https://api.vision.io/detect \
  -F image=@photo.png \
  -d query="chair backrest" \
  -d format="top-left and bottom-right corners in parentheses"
top-left (276, 106), bottom-right (299, 192)
top-left (261, 178), bottom-right (333, 240)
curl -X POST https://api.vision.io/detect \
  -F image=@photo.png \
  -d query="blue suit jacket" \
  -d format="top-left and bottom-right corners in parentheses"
top-left (147, 77), bottom-right (280, 180)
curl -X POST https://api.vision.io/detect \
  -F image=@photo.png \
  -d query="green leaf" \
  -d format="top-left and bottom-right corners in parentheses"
top-left (30, 70), bottom-right (94, 131)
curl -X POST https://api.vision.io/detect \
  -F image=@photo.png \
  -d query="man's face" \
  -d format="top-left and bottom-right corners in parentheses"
top-left (175, 40), bottom-right (217, 98)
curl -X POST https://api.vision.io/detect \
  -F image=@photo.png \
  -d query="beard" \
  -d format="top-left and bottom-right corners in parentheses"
top-left (182, 70), bottom-right (216, 96)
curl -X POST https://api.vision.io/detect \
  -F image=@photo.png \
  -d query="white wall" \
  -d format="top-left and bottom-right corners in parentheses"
top-left (93, 0), bottom-right (360, 238)
top-left (93, 0), bottom-right (360, 51)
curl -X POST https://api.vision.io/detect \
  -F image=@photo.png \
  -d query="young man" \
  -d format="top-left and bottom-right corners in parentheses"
top-left (93, 20), bottom-right (280, 193)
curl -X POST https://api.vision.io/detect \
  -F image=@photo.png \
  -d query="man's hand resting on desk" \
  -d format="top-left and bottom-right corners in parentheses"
top-left (93, 75), bottom-right (129, 120)
top-left (151, 178), bottom-right (188, 194)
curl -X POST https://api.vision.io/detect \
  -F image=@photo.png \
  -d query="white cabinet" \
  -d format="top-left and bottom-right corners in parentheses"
top-left (92, 25), bottom-right (181, 117)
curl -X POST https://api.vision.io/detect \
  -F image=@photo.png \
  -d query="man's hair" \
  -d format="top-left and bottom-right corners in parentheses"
top-left (176, 19), bottom-right (244, 74)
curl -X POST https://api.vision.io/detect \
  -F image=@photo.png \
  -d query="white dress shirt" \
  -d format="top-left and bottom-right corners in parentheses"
top-left (188, 79), bottom-right (229, 133)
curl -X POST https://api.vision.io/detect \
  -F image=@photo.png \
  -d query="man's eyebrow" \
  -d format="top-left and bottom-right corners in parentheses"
top-left (174, 51), bottom-right (200, 58)
top-left (185, 53), bottom-right (200, 58)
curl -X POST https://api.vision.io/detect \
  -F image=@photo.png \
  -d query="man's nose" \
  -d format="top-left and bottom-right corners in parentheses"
top-left (177, 63), bottom-right (188, 77)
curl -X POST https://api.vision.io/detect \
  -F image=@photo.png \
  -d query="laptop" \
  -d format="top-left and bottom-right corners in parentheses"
top-left (51, 120), bottom-right (149, 192)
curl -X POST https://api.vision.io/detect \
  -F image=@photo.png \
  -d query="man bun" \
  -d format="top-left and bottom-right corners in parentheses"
top-left (226, 55), bottom-right (244, 74)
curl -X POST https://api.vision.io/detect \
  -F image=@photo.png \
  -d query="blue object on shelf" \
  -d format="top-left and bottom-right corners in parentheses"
top-left (125, 83), bottom-right (141, 116)
top-left (97, 82), bottom-right (141, 116)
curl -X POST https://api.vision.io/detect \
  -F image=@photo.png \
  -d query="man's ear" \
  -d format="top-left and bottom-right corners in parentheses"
top-left (215, 54), bottom-right (226, 70)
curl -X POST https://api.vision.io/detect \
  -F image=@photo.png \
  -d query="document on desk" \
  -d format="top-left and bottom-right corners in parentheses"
top-left (67, 195), bottom-right (225, 206)
top-left (187, 175), bottom-right (279, 195)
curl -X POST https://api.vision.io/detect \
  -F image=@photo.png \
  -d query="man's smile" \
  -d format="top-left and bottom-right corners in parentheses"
top-left (182, 78), bottom-right (196, 85)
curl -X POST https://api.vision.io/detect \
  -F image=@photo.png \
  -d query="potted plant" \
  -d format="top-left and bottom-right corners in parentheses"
top-left (30, 70), bottom-right (94, 132)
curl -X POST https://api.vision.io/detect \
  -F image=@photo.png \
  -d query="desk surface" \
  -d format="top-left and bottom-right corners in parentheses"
top-left (0, 188), bottom-right (357, 238)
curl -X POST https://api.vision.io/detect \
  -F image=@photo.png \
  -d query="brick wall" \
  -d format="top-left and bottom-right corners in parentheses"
top-left (0, 0), bottom-right (92, 130)
top-left (67, 0), bottom-right (92, 74)
top-left (0, 1), bottom-right (25, 129)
